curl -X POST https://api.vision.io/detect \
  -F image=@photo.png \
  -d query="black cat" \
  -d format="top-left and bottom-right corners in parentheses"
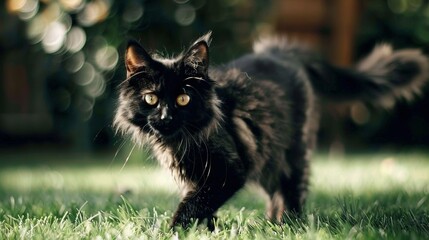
top-left (114, 32), bottom-right (428, 229)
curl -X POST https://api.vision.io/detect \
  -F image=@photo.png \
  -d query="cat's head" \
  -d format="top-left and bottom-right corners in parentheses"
top-left (114, 32), bottom-right (222, 145)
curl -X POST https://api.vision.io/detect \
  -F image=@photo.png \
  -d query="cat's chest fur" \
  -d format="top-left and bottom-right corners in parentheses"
top-left (150, 137), bottom-right (215, 185)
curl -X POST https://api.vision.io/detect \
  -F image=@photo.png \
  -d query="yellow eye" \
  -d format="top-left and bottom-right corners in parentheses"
top-left (176, 94), bottom-right (190, 106)
top-left (144, 93), bottom-right (158, 105)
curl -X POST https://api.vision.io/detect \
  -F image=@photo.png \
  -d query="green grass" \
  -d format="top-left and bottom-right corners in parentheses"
top-left (0, 150), bottom-right (428, 239)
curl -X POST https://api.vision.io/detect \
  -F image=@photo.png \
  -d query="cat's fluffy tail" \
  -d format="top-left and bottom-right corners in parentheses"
top-left (254, 38), bottom-right (429, 108)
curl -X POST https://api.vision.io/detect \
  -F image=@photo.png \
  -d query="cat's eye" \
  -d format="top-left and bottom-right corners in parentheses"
top-left (176, 94), bottom-right (190, 106)
top-left (144, 93), bottom-right (158, 106)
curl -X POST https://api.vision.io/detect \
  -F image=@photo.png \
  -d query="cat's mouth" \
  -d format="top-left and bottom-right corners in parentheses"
top-left (150, 124), bottom-right (181, 138)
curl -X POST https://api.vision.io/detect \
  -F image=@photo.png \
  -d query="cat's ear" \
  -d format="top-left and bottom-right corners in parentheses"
top-left (125, 40), bottom-right (153, 77)
top-left (182, 32), bottom-right (212, 75)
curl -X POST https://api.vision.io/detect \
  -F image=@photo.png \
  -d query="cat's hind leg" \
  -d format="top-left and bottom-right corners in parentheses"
top-left (265, 170), bottom-right (309, 222)
top-left (281, 144), bottom-right (310, 216)
top-left (263, 143), bottom-right (311, 222)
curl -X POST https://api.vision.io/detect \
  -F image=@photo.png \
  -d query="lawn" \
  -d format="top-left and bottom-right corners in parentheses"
top-left (0, 149), bottom-right (428, 239)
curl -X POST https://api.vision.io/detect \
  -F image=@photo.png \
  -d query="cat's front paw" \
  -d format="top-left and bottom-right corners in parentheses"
top-left (170, 214), bottom-right (192, 230)
top-left (170, 214), bottom-right (216, 231)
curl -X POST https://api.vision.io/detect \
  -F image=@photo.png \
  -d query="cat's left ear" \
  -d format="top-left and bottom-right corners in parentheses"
top-left (182, 32), bottom-right (212, 75)
top-left (125, 40), bottom-right (153, 77)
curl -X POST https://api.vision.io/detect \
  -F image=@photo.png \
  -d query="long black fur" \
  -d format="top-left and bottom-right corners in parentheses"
top-left (114, 33), bottom-right (428, 229)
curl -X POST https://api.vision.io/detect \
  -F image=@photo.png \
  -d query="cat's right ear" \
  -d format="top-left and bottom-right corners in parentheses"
top-left (125, 40), bottom-right (153, 77)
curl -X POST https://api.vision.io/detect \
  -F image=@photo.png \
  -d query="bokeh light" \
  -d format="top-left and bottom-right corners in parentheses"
top-left (350, 102), bottom-right (370, 125)
top-left (122, 1), bottom-right (144, 23)
top-left (175, 4), bottom-right (196, 26)
top-left (7, 0), bottom-right (40, 21)
top-left (65, 52), bottom-right (86, 73)
top-left (75, 62), bottom-right (96, 86)
top-left (6, 0), bottom-right (121, 123)
top-left (66, 27), bottom-right (86, 53)
top-left (95, 45), bottom-right (119, 71)
top-left (42, 2), bottom-right (62, 21)
top-left (59, 0), bottom-right (84, 12)
top-left (77, 97), bottom-right (95, 121)
top-left (388, 0), bottom-right (424, 13)
top-left (388, 0), bottom-right (407, 13)
top-left (84, 73), bottom-right (106, 98)
top-left (6, 0), bottom-right (27, 12)
top-left (77, 0), bottom-right (111, 27)
top-left (26, 15), bottom-right (48, 43)
top-left (42, 21), bottom-right (67, 53)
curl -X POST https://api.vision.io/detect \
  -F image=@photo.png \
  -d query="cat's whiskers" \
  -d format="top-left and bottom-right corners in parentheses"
top-left (184, 84), bottom-right (205, 101)
top-left (185, 128), bottom-right (199, 184)
top-left (110, 139), bottom-right (128, 168)
top-left (175, 131), bottom-right (188, 167)
top-left (183, 76), bottom-right (210, 84)
top-left (119, 71), bottom-right (150, 87)
top-left (200, 136), bottom-right (211, 189)
top-left (139, 123), bottom-right (153, 143)
top-left (176, 136), bottom-right (185, 152)
top-left (120, 143), bottom-right (136, 172)
top-left (182, 126), bottom-right (211, 191)
top-left (183, 122), bottom-right (223, 189)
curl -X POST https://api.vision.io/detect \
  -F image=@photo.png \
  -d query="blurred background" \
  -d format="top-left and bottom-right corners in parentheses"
top-left (1, 0), bottom-right (429, 158)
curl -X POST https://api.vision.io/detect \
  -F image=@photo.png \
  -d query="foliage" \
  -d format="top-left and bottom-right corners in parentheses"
top-left (357, 0), bottom-right (429, 52)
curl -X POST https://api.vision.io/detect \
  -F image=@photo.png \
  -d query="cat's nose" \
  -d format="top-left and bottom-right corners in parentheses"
top-left (160, 114), bottom-right (173, 123)
top-left (160, 107), bottom-right (173, 123)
